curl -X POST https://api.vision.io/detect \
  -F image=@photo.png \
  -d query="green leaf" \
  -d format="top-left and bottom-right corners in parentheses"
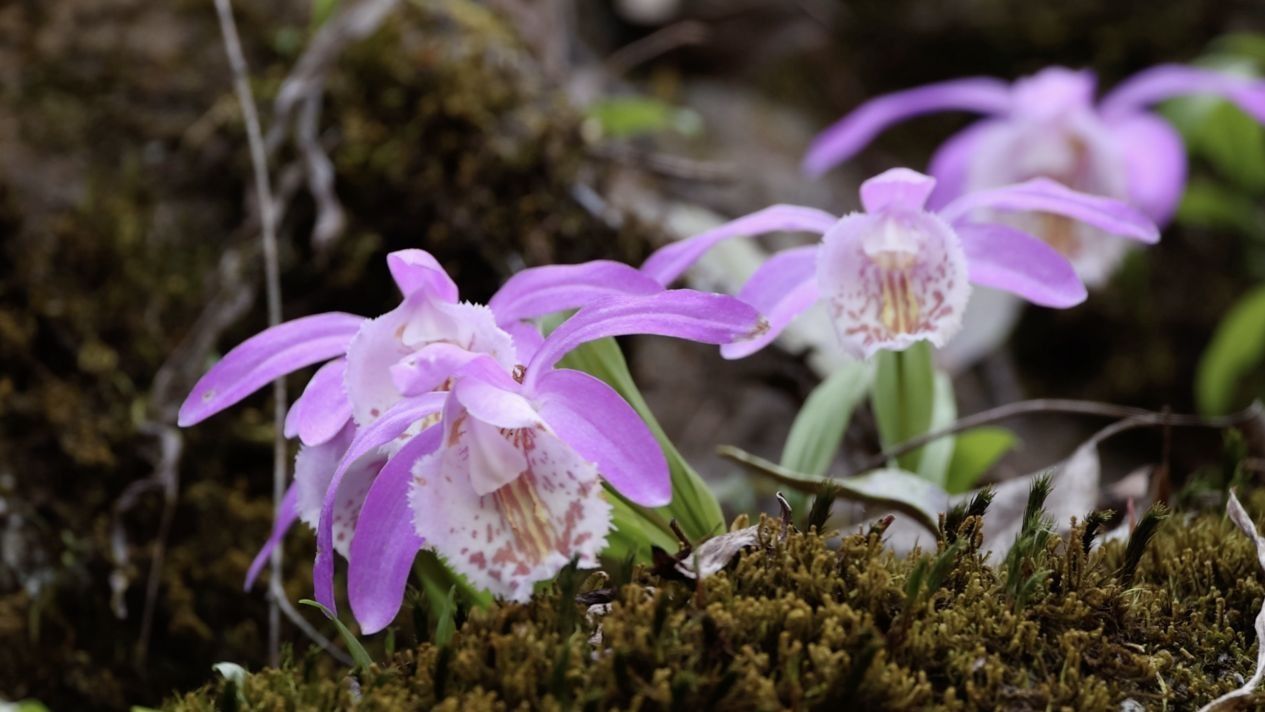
top-left (557, 336), bottom-right (725, 541)
top-left (414, 549), bottom-right (492, 614)
top-left (584, 96), bottom-right (703, 140)
top-left (1197, 285), bottom-right (1265, 414)
top-left (719, 446), bottom-right (946, 535)
top-left (434, 585), bottom-right (457, 647)
top-left (781, 361), bottom-right (873, 477)
top-left (915, 372), bottom-right (957, 488)
top-left (945, 427), bottom-right (1017, 494)
top-left (1191, 101), bottom-right (1265, 193)
top-left (1175, 178), bottom-right (1265, 239)
top-left (872, 342), bottom-right (936, 473)
top-left (312, 0), bottom-right (339, 27)
top-left (298, 599), bottom-right (375, 670)
top-left (604, 491), bottom-right (681, 562)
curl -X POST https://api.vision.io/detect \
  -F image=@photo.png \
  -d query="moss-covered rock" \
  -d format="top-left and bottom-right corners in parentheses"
top-left (170, 491), bottom-right (1265, 711)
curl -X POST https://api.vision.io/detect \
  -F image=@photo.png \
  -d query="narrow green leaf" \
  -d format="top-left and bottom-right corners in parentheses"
top-left (604, 491), bottom-right (681, 562)
top-left (719, 446), bottom-right (946, 535)
top-left (781, 361), bottom-right (873, 477)
top-left (915, 372), bottom-right (957, 488)
top-left (414, 550), bottom-right (492, 613)
top-left (434, 585), bottom-right (457, 647)
top-left (298, 599), bottom-right (374, 670)
top-left (1175, 179), bottom-right (1265, 239)
top-left (312, 0), bottom-right (340, 27)
top-left (1194, 102), bottom-right (1265, 193)
top-left (1197, 285), bottom-right (1265, 414)
top-left (584, 96), bottom-right (703, 139)
top-left (557, 336), bottom-right (725, 541)
top-left (945, 427), bottom-right (1018, 494)
top-left (872, 342), bottom-right (936, 473)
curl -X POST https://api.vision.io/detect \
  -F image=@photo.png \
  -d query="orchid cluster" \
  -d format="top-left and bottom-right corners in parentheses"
top-left (177, 61), bottom-right (1264, 634)
top-left (179, 251), bottom-right (762, 631)
top-left (804, 65), bottom-right (1265, 286)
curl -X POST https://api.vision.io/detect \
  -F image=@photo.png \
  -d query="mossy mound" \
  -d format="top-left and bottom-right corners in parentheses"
top-left (170, 491), bottom-right (1265, 710)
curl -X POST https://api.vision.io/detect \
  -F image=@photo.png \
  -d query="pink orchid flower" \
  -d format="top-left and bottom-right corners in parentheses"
top-left (642, 168), bottom-right (1158, 359)
top-left (803, 65), bottom-right (1265, 285)
top-left (323, 290), bottom-right (763, 631)
top-left (177, 249), bottom-right (663, 589)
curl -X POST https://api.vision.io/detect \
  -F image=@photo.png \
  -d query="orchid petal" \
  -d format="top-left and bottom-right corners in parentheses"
top-left (1100, 64), bottom-right (1265, 122)
top-left (817, 212), bottom-right (970, 359)
top-left (526, 290), bottom-right (765, 381)
top-left (453, 372), bottom-right (540, 431)
top-left (940, 178), bottom-right (1159, 244)
top-left (860, 168), bottom-right (938, 212)
top-left (348, 426), bottom-right (440, 634)
top-left (294, 422), bottom-right (385, 561)
top-left (178, 312), bottom-right (365, 427)
top-left (640, 205), bottom-right (837, 286)
top-left (1105, 112), bottom-right (1188, 225)
top-left (386, 249), bottom-right (459, 302)
top-left (802, 77), bottom-right (1013, 177)
top-left (410, 425), bottom-right (610, 602)
top-left (244, 484), bottom-right (299, 590)
top-left (956, 223), bottom-right (1087, 307)
top-left (489, 261), bottom-right (663, 324)
top-left (533, 368), bottom-right (670, 507)
top-left (390, 342), bottom-right (483, 397)
top-left (719, 246), bottom-right (820, 359)
top-left (313, 393), bottom-right (446, 611)
top-left (345, 296), bottom-right (515, 425)
top-left (926, 120), bottom-right (1006, 209)
top-left (505, 320), bottom-right (545, 364)
top-left (284, 358), bottom-right (353, 446)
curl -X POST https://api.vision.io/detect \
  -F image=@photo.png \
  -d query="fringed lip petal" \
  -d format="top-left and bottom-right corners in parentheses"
top-left (409, 423), bottom-right (610, 602)
top-left (1104, 112), bottom-right (1188, 225)
top-left (348, 426), bottom-right (440, 634)
top-left (532, 368), bottom-right (670, 507)
top-left (1100, 64), bottom-right (1265, 122)
top-left (802, 77), bottom-right (1013, 177)
top-left (313, 393), bottom-right (446, 612)
top-left (284, 358), bottom-right (352, 446)
top-left (244, 484), bottom-right (299, 590)
top-left (177, 312), bottom-right (365, 427)
top-left (719, 246), bottom-right (820, 359)
top-left (526, 290), bottom-right (765, 382)
top-left (488, 260), bottom-right (663, 324)
top-left (956, 223), bottom-right (1087, 308)
top-left (386, 249), bottom-right (459, 302)
top-left (640, 204), bottom-right (837, 286)
top-left (940, 178), bottom-right (1160, 244)
top-left (817, 211), bottom-right (970, 359)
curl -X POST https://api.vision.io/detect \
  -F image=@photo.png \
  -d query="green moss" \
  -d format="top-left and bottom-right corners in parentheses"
top-left (170, 491), bottom-right (1265, 711)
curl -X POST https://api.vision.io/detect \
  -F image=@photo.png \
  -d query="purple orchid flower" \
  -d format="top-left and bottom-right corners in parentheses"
top-left (177, 249), bottom-right (663, 588)
top-left (326, 290), bottom-right (764, 631)
top-left (802, 65), bottom-right (1265, 285)
top-left (641, 168), bottom-right (1158, 359)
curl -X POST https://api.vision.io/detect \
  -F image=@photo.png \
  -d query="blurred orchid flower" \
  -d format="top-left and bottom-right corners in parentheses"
top-left (176, 249), bottom-right (663, 588)
top-left (330, 290), bottom-right (764, 631)
top-left (642, 167), bottom-right (1158, 359)
top-left (803, 65), bottom-right (1265, 285)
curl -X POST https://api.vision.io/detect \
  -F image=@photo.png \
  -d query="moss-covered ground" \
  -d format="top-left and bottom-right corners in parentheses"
top-left (170, 489), bottom-right (1265, 711)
